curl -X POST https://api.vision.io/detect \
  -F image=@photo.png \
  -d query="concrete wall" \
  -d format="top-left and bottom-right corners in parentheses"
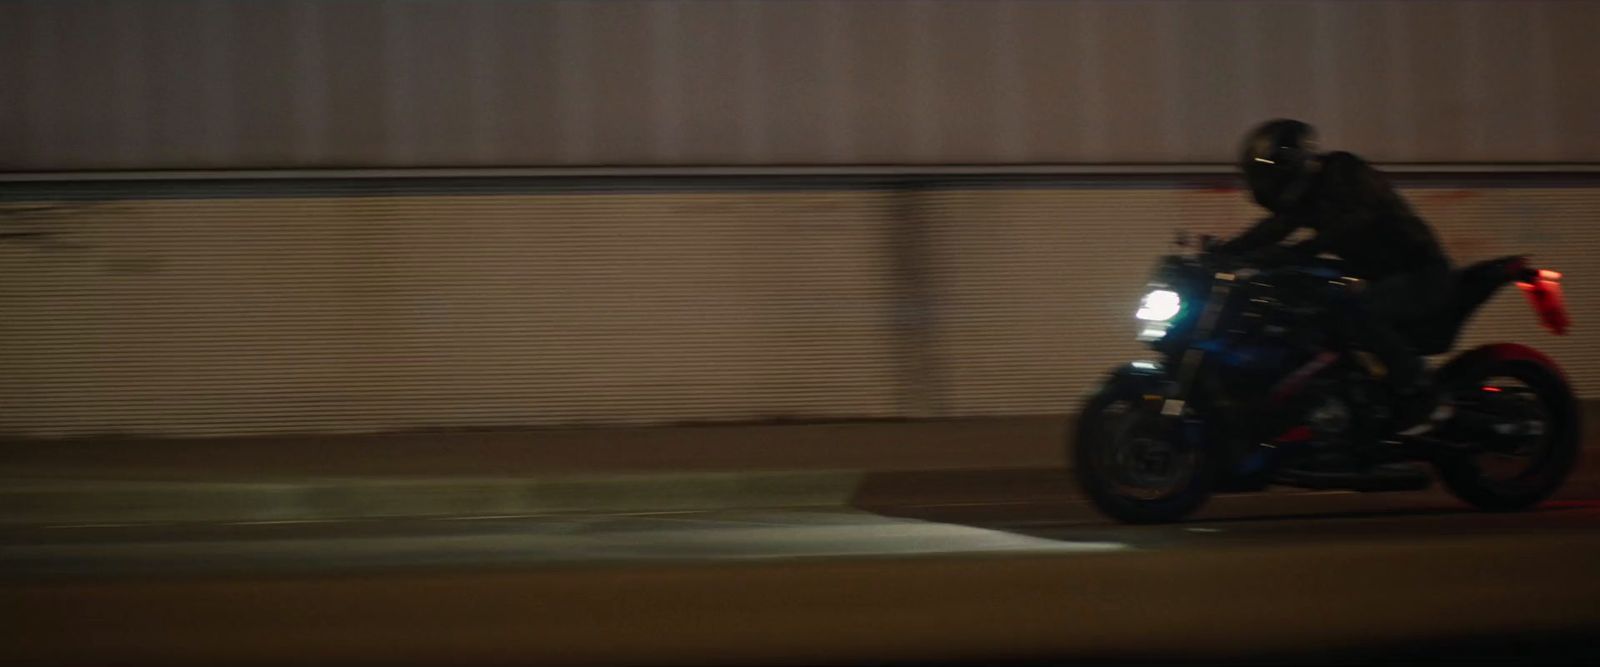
top-left (3, 175), bottom-right (1597, 438)
top-left (4, 0), bottom-right (1599, 171)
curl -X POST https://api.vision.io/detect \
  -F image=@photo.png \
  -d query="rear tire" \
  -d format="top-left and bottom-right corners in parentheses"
top-left (1434, 346), bottom-right (1580, 512)
top-left (1072, 381), bottom-right (1216, 524)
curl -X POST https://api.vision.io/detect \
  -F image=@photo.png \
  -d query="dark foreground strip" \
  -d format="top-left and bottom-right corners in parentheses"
top-left (6, 533), bottom-right (1600, 666)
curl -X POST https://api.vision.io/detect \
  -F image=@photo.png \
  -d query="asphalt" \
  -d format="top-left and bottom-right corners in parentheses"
top-left (0, 418), bottom-right (1069, 478)
top-left (7, 474), bottom-right (1600, 665)
top-left (5, 413), bottom-right (1593, 526)
top-left (5, 418), bottom-right (1600, 665)
top-left (0, 418), bottom-right (1068, 525)
top-left (5, 475), bottom-right (1600, 578)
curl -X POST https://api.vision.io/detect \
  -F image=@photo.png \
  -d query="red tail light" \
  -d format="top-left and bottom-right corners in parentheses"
top-left (1517, 268), bottom-right (1570, 336)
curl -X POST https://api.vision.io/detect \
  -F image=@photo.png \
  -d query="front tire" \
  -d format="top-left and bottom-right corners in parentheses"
top-left (1072, 381), bottom-right (1216, 524)
top-left (1434, 345), bottom-right (1580, 512)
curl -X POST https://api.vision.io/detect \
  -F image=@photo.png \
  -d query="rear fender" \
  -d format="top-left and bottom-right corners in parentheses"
top-left (1455, 256), bottom-right (1569, 334)
top-left (1515, 267), bottom-right (1570, 336)
top-left (1416, 256), bottom-right (1567, 354)
top-left (1436, 343), bottom-right (1570, 390)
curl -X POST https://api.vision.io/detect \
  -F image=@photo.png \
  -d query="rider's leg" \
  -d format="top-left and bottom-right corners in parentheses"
top-left (1347, 265), bottom-right (1451, 426)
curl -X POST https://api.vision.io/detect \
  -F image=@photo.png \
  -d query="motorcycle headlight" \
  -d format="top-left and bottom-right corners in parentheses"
top-left (1136, 289), bottom-right (1181, 322)
top-left (1135, 288), bottom-right (1181, 341)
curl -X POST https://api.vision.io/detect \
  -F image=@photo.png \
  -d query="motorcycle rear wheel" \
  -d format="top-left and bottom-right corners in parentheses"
top-left (1434, 347), bottom-right (1580, 512)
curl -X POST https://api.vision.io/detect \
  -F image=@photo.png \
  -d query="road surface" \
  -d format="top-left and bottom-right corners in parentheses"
top-left (7, 476), bottom-right (1600, 665)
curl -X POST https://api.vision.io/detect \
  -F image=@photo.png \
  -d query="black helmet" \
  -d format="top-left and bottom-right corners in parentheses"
top-left (1239, 119), bottom-right (1319, 211)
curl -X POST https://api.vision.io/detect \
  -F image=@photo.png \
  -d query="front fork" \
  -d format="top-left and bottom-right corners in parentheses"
top-left (1141, 274), bottom-right (1250, 477)
top-left (1158, 273), bottom-right (1239, 419)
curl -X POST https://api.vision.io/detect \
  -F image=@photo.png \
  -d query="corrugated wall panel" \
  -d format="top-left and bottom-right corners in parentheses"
top-left (4, 179), bottom-right (1598, 437)
top-left (5, 0), bottom-right (1599, 170)
top-left (924, 186), bottom-right (1253, 415)
top-left (0, 190), bottom-right (904, 438)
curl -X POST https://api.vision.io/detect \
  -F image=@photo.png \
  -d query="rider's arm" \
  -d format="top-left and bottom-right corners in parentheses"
top-left (1213, 215), bottom-right (1297, 256)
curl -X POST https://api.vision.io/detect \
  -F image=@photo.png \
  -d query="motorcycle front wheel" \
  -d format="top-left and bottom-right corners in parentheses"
top-left (1072, 381), bottom-right (1217, 524)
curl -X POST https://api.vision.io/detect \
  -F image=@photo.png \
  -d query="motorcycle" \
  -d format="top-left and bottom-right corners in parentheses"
top-left (1073, 235), bottom-right (1579, 523)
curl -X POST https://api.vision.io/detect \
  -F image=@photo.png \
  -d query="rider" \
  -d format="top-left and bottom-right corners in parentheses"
top-left (1215, 119), bottom-right (1452, 431)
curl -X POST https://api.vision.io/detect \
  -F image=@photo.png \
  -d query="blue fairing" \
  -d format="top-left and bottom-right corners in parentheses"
top-left (1299, 265), bottom-right (1344, 280)
top-left (1193, 339), bottom-right (1289, 371)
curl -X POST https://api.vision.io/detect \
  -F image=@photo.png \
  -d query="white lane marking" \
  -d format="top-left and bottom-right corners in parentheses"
top-left (1185, 527), bottom-right (1223, 533)
top-left (45, 523), bottom-right (160, 529)
top-left (897, 499), bottom-right (1090, 509)
top-left (28, 489), bottom-right (1375, 530)
top-left (899, 489), bottom-right (1362, 510)
top-left (596, 510), bottom-right (711, 517)
top-left (226, 519), bottom-right (347, 526)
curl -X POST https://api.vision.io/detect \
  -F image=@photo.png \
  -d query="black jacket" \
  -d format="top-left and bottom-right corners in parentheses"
top-left (1216, 151), bottom-right (1451, 280)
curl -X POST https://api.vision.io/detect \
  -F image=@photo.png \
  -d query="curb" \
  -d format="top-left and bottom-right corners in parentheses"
top-left (0, 471), bottom-right (868, 526)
